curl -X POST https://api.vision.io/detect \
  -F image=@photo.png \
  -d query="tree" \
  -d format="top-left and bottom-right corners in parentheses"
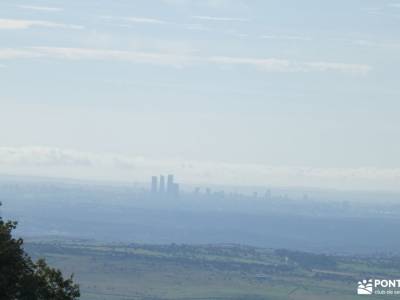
top-left (0, 203), bottom-right (80, 299)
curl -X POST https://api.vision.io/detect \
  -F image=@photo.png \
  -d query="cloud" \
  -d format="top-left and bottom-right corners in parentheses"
top-left (0, 146), bottom-right (399, 190)
top-left (192, 15), bottom-right (249, 22)
top-left (209, 55), bottom-right (371, 74)
top-left (17, 5), bottom-right (63, 12)
top-left (120, 17), bottom-right (168, 24)
top-left (0, 147), bottom-right (92, 167)
top-left (0, 47), bottom-right (189, 67)
top-left (389, 3), bottom-right (400, 8)
top-left (361, 7), bottom-right (383, 16)
top-left (208, 56), bottom-right (292, 72)
top-left (0, 48), bottom-right (42, 59)
top-left (0, 18), bottom-right (83, 30)
top-left (102, 16), bottom-right (169, 25)
top-left (29, 47), bottom-right (191, 67)
top-left (0, 46), bottom-right (372, 75)
top-left (161, 0), bottom-right (188, 4)
top-left (163, 0), bottom-right (247, 9)
top-left (161, 0), bottom-right (216, 6)
top-left (303, 62), bottom-right (371, 75)
top-left (261, 35), bottom-right (312, 41)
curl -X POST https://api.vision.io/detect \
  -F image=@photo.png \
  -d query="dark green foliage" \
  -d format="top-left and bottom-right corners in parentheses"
top-left (0, 203), bottom-right (80, 299)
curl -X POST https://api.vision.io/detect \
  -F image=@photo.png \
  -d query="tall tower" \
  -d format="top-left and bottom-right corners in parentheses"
top-left (151, 176), bottom-right (158, 193)
top-left (159, 175), bottom-right (165, 193)
top-left (167, 174), bottom-right (174, 194)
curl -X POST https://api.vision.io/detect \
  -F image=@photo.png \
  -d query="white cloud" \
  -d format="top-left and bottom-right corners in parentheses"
top-left (361, 7), bottom-right (383, 16)
top-left (261, 35), bottom-right (312, 41)
top-left (0, 47), bottom-right (189, 67)
top-left (121, 17), bottom-right (168, 24)
top-left (29, 47), bottom-right (191, 67)
top-left (389, 3), bottom-right (400, 8)
top-left (208, 56), bottom-right (292, 72)
top-left (303, 61), bottom-right (371, 75)
top-left (163, 0), bottom-right (244, 8)
top-left (353, 39), bottom-right (375, 47)
top-left (204, 0), bottom-right (239, 8)
top-left (17, 5), bottom-right (63, 12)
top-left (102, 16), bottom-right (169, 25)
top-left (0, 18), bottom-right (83, 30)
top-left (0, 46), bottom-right (372, 75)
top-left (0, 147), bottom-right (92, 167)
top-left (353, 39), bottom-right (400, 50)
top-left (161, 0), bottom-right (188, 4)
top-left (0, 48), bottom-right (42, 59)
top-left (192, 15), bottom-right (249, 22)
top-left (209, 55), bottom-right (371, 74)
top-left (0, 146), bottom-right (399, 190)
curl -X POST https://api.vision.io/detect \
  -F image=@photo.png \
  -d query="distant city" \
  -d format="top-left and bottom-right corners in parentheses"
top-left (149, 174), bottom-right (276, 201)
top-left (151, 174), bottom-right (179, 197)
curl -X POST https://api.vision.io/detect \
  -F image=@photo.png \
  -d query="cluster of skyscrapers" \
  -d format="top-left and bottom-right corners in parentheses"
top-left (151, 174), bottom-right (179, 197)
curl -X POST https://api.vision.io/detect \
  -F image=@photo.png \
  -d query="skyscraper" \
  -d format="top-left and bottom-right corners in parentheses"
top-left (167, 174), bottom-right (174, 194)
top-left (151, 176), bottom-right (158, 193)
top-left (159, 175), bottom-right (165, 193)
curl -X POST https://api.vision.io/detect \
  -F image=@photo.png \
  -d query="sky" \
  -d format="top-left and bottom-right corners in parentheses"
top-left (0, 0), bottom-right (400, 191)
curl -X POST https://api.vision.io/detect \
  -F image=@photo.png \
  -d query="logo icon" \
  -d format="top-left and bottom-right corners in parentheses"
top-left (358, 279), bottom-right (373, 295)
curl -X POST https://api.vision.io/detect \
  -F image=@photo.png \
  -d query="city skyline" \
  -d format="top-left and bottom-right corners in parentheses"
top-left (1, 1), bottom-right (400, 191)
top-left (150, 174), bottom-right (179, 196)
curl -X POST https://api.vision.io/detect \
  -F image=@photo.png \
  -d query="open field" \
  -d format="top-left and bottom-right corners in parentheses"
top-left (25, 241), bottom-right (400, 300)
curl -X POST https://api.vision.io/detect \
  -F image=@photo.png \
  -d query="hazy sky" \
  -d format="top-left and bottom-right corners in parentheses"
top-left (1, 0), bottom-right (400, 190)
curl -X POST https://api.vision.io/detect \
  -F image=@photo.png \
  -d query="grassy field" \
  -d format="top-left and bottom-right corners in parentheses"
top-left (25, 241), bottom-right (399, 300)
